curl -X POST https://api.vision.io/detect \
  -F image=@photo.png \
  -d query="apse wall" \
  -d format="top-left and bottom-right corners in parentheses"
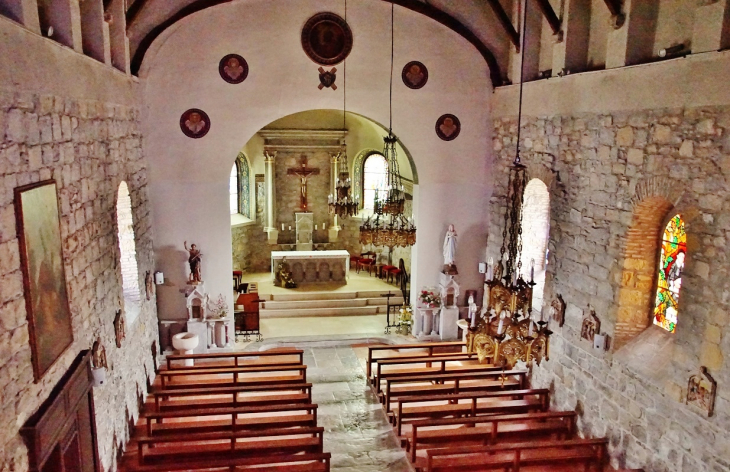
top-left (140, 0), bottom-right (493, 319)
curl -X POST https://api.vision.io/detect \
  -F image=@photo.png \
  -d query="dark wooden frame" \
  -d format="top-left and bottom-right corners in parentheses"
top-left (179, 108), bottom-right (211, 139)
top-left (14, 180), bottom-right (74, 381)
top-left (301, 12), bottom-right (353, 66)
top-left (20, 350), bottom-right (101, 472)
top-left (402, 61), bottom-right (428, 89)
top-left (218, 53), bottom-right (249, 84)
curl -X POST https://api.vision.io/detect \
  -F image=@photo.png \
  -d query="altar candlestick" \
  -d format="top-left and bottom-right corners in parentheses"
top-left (281, 223), bottom-right (284, 231)
top-left (471, 312), bottom-right (476, 328)
top-left (323, 223), bottom-right (326, 229)
top-left (315, 225), bottom-right (318, 230)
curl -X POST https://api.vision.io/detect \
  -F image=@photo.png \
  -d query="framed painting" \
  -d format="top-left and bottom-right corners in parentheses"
top-left (14, 180), bottom-right (74, 381)
top-left (301, 12), bottom-right (353, 66)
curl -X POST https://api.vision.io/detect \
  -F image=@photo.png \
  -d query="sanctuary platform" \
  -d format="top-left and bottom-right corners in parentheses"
top-left (271, 250), bottom-right (350, 284)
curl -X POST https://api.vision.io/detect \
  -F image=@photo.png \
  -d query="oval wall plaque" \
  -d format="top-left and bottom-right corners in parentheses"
top-left (402, 61), bottom-right (428, 89)
top-left (219, 54), bottom-right (249, 84)
top-left (435, 114), bottom-right (461, 141)
top-left (301, 12), bottom-right (353, 66)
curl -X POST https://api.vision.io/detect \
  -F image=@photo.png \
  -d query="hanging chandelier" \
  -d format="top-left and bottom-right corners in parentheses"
top-left (328, 1), bottom-right (358, 220)
top-left (359, 1), bottom-right (416, 253)
top-left (466, 0), bottom-right (551, 369)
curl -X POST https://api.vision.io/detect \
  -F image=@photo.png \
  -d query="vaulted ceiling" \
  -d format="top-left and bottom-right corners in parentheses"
top-left (124, 0), bottom-right (515, 84)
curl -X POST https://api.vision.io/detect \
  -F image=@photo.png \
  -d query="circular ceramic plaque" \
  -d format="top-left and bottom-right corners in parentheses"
top-left (301, 12), bottom-right (353, 66)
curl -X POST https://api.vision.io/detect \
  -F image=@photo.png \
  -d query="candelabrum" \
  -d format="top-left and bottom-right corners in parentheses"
top-left (328, 173), bottom-right (359, 218)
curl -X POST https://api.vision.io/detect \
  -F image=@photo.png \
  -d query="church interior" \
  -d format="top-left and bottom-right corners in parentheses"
top-left (0, 0), bottom-right (729, 470)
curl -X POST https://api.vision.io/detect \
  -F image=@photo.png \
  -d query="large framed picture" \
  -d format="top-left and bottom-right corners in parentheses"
top-left (14, 180), bottom-right (74, 381)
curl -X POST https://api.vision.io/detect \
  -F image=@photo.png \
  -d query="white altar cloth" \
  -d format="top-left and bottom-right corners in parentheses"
top-left (271, 250), bottom-right (350, 284)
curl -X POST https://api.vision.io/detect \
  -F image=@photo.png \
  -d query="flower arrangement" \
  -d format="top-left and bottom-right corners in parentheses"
top-left (419, 288), bottom-right (441, 308)
top-left (209, 294), bottom-right (228, 319)
top-left (398, 305), bottom-right (413, 324)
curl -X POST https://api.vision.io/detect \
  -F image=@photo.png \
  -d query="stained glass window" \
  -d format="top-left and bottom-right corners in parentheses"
top-left (363, 153), bottom-right (388, 211)
top-left (229, 164), bottom-right (238, 215)
top-left (653, 214), bottom-right (686, 333)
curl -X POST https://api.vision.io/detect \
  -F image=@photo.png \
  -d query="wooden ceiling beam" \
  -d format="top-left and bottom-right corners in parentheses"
top-left (485, 0), bottom-right (520, 51)
top-left (533, 0), bottom-right (561, 36)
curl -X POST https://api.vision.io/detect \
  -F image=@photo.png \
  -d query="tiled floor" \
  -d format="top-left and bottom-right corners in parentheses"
top-left (245, 342), bottom-right (414, 472)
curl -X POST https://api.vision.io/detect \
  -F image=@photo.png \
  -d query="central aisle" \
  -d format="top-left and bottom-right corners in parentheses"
top-left (290, 345), bottom-right (414, 472)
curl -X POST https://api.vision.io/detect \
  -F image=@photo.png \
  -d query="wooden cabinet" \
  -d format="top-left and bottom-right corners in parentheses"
top-left (21, 350), bottom-right (100, 472)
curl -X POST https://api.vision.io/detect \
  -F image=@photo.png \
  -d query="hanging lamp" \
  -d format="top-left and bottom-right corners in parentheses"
top-left (328, 0), bottom-right (359, 219)
top-left (359, 2), bottom-right (416, 258)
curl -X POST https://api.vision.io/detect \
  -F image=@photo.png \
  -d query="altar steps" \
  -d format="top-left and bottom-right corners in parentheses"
top-left (259, 290), bottom-right (405, 318)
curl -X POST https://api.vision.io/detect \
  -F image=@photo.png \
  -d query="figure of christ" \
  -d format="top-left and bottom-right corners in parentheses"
top-left (287, 156), bottom-right (320, 211)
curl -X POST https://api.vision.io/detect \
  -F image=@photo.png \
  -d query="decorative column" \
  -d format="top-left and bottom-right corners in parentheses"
top-left (263, 150), bottom-right (278, 244)
top-left (328, 151), bottom-right (341, 242)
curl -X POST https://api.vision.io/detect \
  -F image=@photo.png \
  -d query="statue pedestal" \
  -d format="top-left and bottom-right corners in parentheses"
top-left (266, 229), bottom-right (279, 245)
top-left (415, 307), bottom-right (440, 341)
top-left (456, 319), bottom-right (470, 343)
top-left (439, 307), bottom-right (459, 341)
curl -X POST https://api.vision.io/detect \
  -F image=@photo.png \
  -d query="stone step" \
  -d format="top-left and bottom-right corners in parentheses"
top-left (260, 305), bottom-right (382, 318)
top-left (262, 297), bottom-right (405, 310)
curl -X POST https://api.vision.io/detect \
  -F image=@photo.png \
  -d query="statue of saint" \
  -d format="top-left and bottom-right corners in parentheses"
top-left (184, 241), bottom-right (202, 283)
top-left (442, 224), bottom-right (458, 274)
top-left (274, 257), bottom-right (297, 289)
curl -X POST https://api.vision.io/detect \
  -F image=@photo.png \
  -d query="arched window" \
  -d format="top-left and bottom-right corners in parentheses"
top-left (230, 153), bottom-right (251, 217)
top-left (653, 214), bottom-right (686, 333)
top-left (230, 163), bottom-right (239, 215)
top-left (520, 179), bottom-right (550, 313)
top-left (116, 181), bottom-right (141, 322)
top-left (362, 153), bottom-right (388, 211)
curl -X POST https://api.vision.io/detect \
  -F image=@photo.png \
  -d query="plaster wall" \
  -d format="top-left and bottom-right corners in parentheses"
top-left (491, 52), bottom-right (730, 471)
top-left (141, 0), bottom-right (493, 319)
top-left (0, 17), bottom-right (157, 472)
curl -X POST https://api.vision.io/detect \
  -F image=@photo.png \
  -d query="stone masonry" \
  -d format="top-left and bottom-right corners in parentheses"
top-left (0, 90), bottom-right (158, 471)
top-left (490, 108), bottom-right (730, 471)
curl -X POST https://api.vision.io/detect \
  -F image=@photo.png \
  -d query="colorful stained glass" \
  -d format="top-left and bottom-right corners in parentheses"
top-left (653, 214), bottom-right (686, 333)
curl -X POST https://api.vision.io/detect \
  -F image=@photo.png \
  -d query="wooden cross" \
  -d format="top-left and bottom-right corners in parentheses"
top-left (287, 156), bottom-right (320, 210)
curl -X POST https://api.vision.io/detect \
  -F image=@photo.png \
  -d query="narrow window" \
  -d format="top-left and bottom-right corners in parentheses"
top-left (520, 179), bottom-right (550, 313)
top-left (117, 182), bottom-right (140, 322)
top-left (230, 163), bottom-right (239, 215)
top-left (363, 153), bottom-right (388, 211)
top-left (653, 214), bottom-right (686, 333)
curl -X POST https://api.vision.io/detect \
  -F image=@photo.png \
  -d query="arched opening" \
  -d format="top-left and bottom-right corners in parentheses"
top-left (652, 214), bottom-right (686, 333)
top-left (615, 196), bottom-right (674, 349)
top-left (116, 181), bottom-right (141, 323)
top-left (520, 179), bottom-right (550, 313)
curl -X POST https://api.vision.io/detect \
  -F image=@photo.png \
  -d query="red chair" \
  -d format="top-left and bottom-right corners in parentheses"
top-left (383, 266), bottom-right (402, 284)
top-left (357, 251), bottom-right (376, 275)
top-left (381, 265), bottom-right (396, 280)
top-left (350, 255), bottom-right (361, 271)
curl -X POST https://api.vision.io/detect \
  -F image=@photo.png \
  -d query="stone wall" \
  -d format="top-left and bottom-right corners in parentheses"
top-left (491, 107), bottom-right (730, 471)
top-left (0, 90), bottom-right (157, 471)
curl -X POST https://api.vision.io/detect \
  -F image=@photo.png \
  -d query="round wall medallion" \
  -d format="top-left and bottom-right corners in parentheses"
top-left (301, 12), bottom-right (353, 66)
top-left (402, 61), bottom-right (428, 89)
top-left (218, 54), bottom-right (249, 84)
top-left (435, 114), bottom-right (460, 141)
top-left (180, 109), bottom-right (210, 139)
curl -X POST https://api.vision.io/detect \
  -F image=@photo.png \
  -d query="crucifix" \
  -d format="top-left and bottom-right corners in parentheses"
top-left (287, 155), bottom-right (320, 210)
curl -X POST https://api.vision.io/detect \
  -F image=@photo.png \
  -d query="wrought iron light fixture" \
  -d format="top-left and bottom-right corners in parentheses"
top-left (328, 1), bottom-right (359, 219)
top-left (359, 2), bottom-right (416, 254)
top-left (466, 0), bottom-right (551, 369)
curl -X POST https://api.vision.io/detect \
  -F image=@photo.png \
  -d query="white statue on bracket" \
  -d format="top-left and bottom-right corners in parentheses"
top-left (442, 224), bottom-right (458, 275)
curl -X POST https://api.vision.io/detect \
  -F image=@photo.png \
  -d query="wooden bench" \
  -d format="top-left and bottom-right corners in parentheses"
top-left (150, 382), bottom-right (313, 411)
top-left (372, 353), bottom-right (483, 389)
top-left (144, 403), bottom-right (318, 436)
top-left (423, 438), bottom-right (608, 472)
top-left (137, 426), bottom-right (324, 465)
top-left (376, 361), bottom-right (500, 395)
top-left (126, 452), bottom-right (331, 472)
top-left (393, 389), bottom-right (549, 435)
top-left (366, 341), bottom-right (466, 380)
top-left (165, 348), bottom-right (304, 370)
top-left (408, 410), bottom-right (576, 462)
top-left (384, 369), bottom-right (528, 412)
top-left (158, 364), bottom-right (307, 389)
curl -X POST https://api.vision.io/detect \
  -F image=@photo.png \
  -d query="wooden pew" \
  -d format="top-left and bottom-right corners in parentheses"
top-left (144, 403), bottom-right (318, 436)
top-left (366, 341), bottom-right (466, 380)
top-left (158, 363), bottom-right (307, 389)
top-left (165, 348), bottom-right (304, 370)
top-left (149, 382), bottom-right (313, 411)
top-left (393, 389), bottom-right (549, 436)
top-left (408, 410), bottom-right (576, 462)
top-left (423, 438), bottom-right (608, 472)
top-left (137, 426), bottom-right (324, 465)
top-left (384, 369), bottom-right (528, 412)
top-left (376, 361), bottom-right (501, 395)
top-left (126, 452), bottom-right (331, 472)
top-left (372, 353), bottom-right (483, 389)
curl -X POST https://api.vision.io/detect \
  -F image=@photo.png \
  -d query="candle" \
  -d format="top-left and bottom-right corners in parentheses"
top-left (530, 258), bottom-right (535, 282)
top-left (281, 223), bottom-right (284, 231)
top-left (315, 225), bottom-right (318, 230)
top-left (512, 271), bottom-right (517, 286)
top-left (528, 318), bottom-right (534, 336)
top-left (497, 317), bottom-right (504, 334)
top-left (323, 223), bottom-right (326, 229)
top-left (471, 312), bottom-right (476, 328)
top-left (289, 226), bottom-right (292, 231)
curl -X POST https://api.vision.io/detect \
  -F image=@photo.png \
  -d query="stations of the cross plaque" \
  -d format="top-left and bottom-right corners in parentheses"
top-left (287, 156), bottom-right (320, 211)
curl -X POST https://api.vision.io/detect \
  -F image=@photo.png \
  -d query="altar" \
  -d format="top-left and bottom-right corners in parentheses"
top-left (271, 250), bottom-right (350, 284)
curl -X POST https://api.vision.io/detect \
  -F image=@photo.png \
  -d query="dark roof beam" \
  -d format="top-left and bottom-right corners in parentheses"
top-left (602, 0), bottom-right (626, 29)
top-left (485, 0), bottom-right (520, 51)
top-left (533, 0), bottom-right (562, 37)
